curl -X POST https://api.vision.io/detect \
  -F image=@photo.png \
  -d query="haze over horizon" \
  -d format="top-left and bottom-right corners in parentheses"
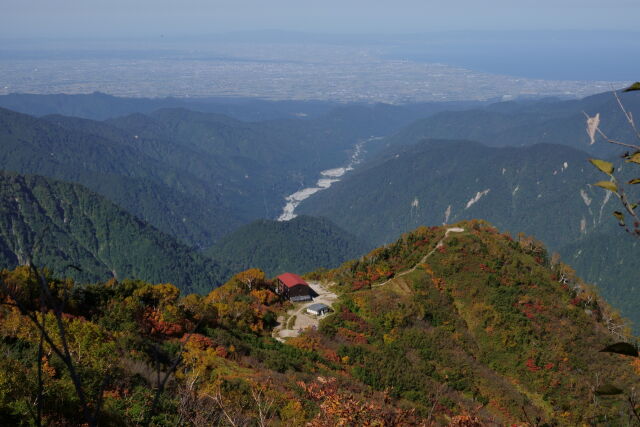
top-left (2, 1), bottom-right (639, 98)
top-left (2, 0), bottom-right (639, 37)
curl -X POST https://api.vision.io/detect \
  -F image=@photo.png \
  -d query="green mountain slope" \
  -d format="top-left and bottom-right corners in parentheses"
top-left (312, 220), bottom-right (638, 424)
top-left (2, 103), bottom-right (469, 247)
top-left (299, 140), bottom-right (603, 248)
top-left (558, 225), bottom-right (640, 329)
top-left (298, 139), bottom-right (640, 327)
top-left (209, 215), bottom-right (369, 276)
top-left (375, 90), bottom-right (640, 158)
top-left (0, 107), bottom-right (240, 247)
top-left (0, 171), bottom-right (225, 293)
top-left (0, 95), bottom-right (492, 248)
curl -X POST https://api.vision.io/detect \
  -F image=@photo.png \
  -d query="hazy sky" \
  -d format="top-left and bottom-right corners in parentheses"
top-left (2, 0), bottom-right (640, 38)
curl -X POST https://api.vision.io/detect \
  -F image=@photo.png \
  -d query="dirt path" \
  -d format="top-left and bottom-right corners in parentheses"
top-left (373, 227), bottom-right (464, 288)
top-left (272, 281), bottom-right (338, 342)
top-left (272, 227), bottom-right (464, 342)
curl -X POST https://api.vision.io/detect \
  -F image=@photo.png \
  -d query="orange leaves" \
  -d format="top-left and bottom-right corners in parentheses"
top-left (288, 335), bottom-right (321, 352)
top-left (299, 376), bottom-right (422, 426)
top-left (181, 333), bottom-right (214, 350)
top-left (422, 264), bottom-right (435, 276)
top-left (449, 414), bottom-right (485, 426)
top-left (322, 349), bottom-right (341, 364)
top-left (142, 307), bottom-right (184, 337)
top-left (431, 277), bottom-right (447, 292)
top-left (41, 355), bottom-right (57, 378)
top-left (250, 289), bottom-right (278, 305)
top-left (206, 277), bottom-right (281, 333)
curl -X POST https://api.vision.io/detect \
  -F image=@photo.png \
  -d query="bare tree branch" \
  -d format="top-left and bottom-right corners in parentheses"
top-left (142, 319), bottom-right (204, 427)
top-left (0, 266), bottom-right (95, 426)
top-left (613, 89), bottom-right (640, 141)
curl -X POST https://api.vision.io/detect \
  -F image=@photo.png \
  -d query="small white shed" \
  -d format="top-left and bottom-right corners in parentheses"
top-left (306, 303), bottom-right (330, 316)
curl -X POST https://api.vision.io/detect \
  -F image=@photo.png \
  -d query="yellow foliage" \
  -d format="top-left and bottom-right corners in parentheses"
top-left (133, 283), bottom-right (180, 306)
top-left (234, 268), bottom-right (266, 289)
top-left (280, 399), bottom-right (306, 423)
top-left (250, 289), bottom-right (278, 305)
top-left (289, 336), bottom-right (320, 352)
top-left (383, 331), bottom-right (396, 345)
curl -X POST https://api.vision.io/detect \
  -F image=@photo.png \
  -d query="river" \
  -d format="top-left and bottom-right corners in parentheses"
top-left (277, 137), bottom-right (377, 221)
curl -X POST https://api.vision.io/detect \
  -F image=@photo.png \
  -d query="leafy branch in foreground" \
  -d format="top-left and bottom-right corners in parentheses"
top-left (0, 264), bottom-right (96, 426)
top-left (0, 263), bottom-right (199, 426)
top-left (594, 342), bottom-right (640, 423)
top-left (586, 82), bottom-right (640, 236)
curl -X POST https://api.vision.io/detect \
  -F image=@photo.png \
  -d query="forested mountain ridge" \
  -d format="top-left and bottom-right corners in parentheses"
top-left (374, 90), bottom-right (640, 157)
top-left (1, 102), bottom-right (479, 248)
top-left (1, 105), bottom-right (364, 246)
top-left (0, 91), bottom-right (339, 121)
top-left (298, 139), bottom-right (640, 327)
top-left (0, 220), bottom-right (637, 425)
top-left (0, 106), bottom-right (239, 247)
top-left (0, 171), bottom-right (225, 293)
top-left (0, 90), bottom-right (486, 122)
top-left (299, 139), bottom-right (604, 248)
top-left (209, 215), bottom-right (369, 276)
top-left (309, 220), bottom-right (638, 424)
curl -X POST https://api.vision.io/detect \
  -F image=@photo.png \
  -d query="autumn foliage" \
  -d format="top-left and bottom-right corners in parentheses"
top-left (0, 222), bottom-right (638, 425)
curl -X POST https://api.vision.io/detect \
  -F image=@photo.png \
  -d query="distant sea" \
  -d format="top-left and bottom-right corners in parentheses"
top-left (382, 31), bottom-right (640, 82)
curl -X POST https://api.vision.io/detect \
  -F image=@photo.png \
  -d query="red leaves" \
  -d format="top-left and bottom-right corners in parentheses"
top-left (526, 358), bottom-right (554, 372)
top-left (413, 237), bottom-right (431, 248)
top-left (517, 298), bottom-right (545, 319)
top-left (336, 327), bottom-right (368, 345)
top-left (322, 349), bottom-right (341, 363)
top-left (339, 308), bottom-right (360, 323)
top-left (478, 263), bottom-right (495, 273)
top-left (61, 312), bottom-right (86, 322)
top-left (351, 280), bottom-right (370, 291)
top-left (526, 358), bottom-right (541, 372)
